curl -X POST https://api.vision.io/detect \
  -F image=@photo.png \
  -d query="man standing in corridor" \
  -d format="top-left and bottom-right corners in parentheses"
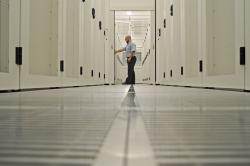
top-left (115, 35), bottom-right (137, 85)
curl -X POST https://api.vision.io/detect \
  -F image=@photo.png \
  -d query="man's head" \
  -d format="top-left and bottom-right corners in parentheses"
top-left (125, 35), bottom-right (132, 44)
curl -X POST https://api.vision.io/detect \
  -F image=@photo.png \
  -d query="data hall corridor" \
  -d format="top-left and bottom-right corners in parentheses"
top-left (0, 85), bottom-right (250, 166)
top-left (1, 1), bottom-right (250, 165)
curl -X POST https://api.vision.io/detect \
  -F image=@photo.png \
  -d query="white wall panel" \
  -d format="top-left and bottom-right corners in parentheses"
top-left (110, 0), bottom-right (155, 11)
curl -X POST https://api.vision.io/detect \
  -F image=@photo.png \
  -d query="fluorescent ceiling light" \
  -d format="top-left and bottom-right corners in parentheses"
top-left (127, 11), bottom-right (132, 16)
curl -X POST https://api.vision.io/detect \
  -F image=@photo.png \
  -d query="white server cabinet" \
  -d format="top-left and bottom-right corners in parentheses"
top-left (164, 0), bottom-right (183, 85)
top-left (90, 0), bottom-right (98, 84)
top-left (202, 0), bottom-right (245, 89)
top-left (20, 0), bottom-right (61, 89)
top-left (156, 0), bottom-right (165, 84)
top-left (163, 0), bottom-right (175, 85)
top-left (0, 0), bottom-right (20, 90)
top-left (181, 0), bottom-right (203, 87)
top-left (246, 0), bottom-right (250, 90)
top-left (82, 0), bottom-right (93, 85)
top-left (104, 10), bottom-right (115, 85)
top-left (149, 11), bottom-right (156, 84)
top-left (171, 0), bottom-right (182, 85)
top-left (82, 0), bottom-right (97, 85)
top-left (94, 0), bottom-right (105, 85)
top-left (79, 0), bottom-right (85, 86)
top-left (61, 0), bottom-right (81, 87)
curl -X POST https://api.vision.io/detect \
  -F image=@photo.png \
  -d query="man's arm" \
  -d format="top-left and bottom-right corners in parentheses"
top-left (115, 48), bottom-right (125, 54)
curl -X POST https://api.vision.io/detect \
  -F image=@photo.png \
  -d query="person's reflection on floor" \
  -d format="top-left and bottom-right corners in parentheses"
top-left (121, 85), bottom-right (136, 107)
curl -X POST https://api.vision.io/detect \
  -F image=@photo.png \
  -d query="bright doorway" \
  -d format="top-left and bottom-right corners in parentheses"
top-left (114, 11), bottom-right (155, 84)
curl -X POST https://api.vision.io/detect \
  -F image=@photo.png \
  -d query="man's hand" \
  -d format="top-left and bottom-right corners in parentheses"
top-left (115, 50), bottom-right (120, 54)
top-left (127, 57), bottom-right (132, 63)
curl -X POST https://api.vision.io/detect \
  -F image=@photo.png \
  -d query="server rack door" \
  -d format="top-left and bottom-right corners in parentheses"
top-left (0, 0), bottom-right (20, 90)
top-left (155, 0), bottom-right (164, 84)
top-left (94, 0), bottom-right (105, 85)
top-left (246, 0), bottom-right (250, 90)
top-left (20, 0), bottom-right (61, 89)
top-left (61, 0), bottom-right (80, 87)
top-left (82, 0), bottom-right (94, 85)
top-left (166, 0), bottom-right (183, 85)
top-left (172, 0), bottom-right (182, 85)
top-left (181, 0), bottom-right (203, 87)
top-left (163, 0), bottom-right (173, 85)
top-left (150, 11), bottom-right (156, 85)
top-left (89, 0), bottom-right (97, 85)
top-left (79, 0), bottom-right (85, 85)
top-left (202, 0), bottom-right (245, 89)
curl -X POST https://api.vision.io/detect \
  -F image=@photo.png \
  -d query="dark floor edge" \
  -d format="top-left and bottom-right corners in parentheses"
top-left (2, 84), bottom-right (249, 94)
top-left (159, 84), bottom-right (249, 93)
top-left (136, 83), bottom-right (154, 86)
top-left (0, 84), bottom-right (106, 94)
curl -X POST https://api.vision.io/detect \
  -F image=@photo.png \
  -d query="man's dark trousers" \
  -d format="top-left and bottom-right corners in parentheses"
top-left (126, 56), bottom-right (137, 84)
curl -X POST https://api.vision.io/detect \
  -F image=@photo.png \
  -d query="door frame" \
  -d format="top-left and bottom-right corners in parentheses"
top-left (113, 10), bottom-right (156, 85)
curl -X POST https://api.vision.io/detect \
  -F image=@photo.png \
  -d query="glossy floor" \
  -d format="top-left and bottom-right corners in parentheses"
top-left (0, 85), bottom-right (250, 166)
